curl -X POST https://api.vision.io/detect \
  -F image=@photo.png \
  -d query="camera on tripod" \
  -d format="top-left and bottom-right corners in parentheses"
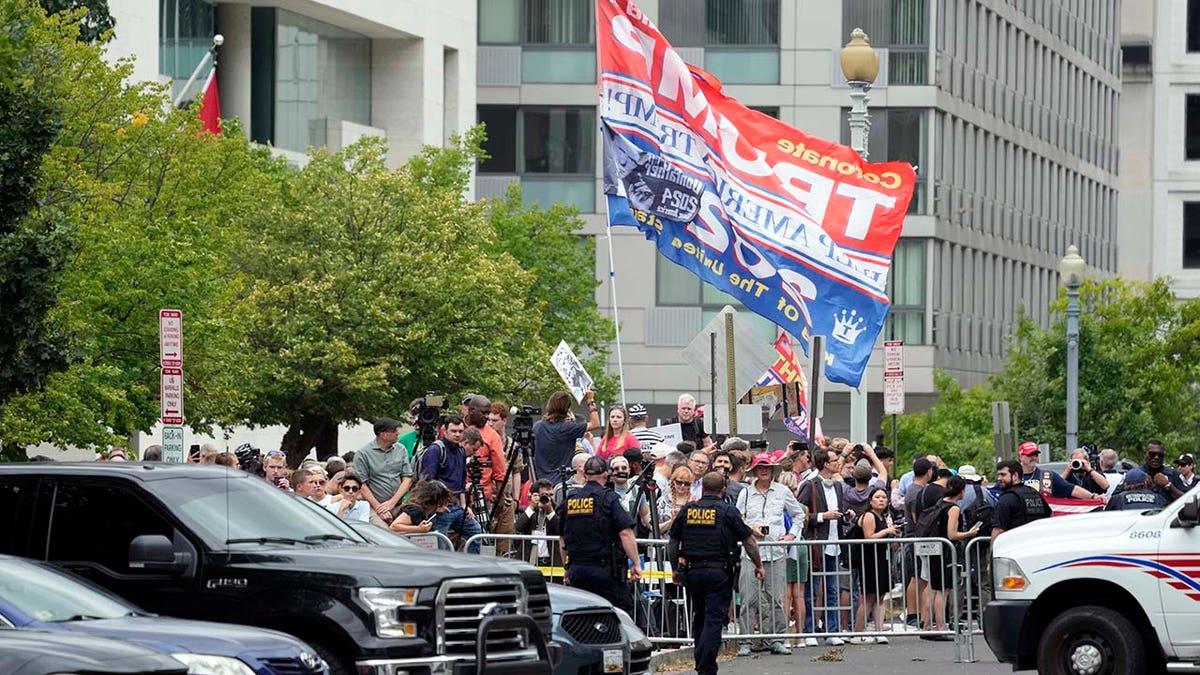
top-left (510, 404), bottom-right (541, 446)
top-left (414, 393), bottom-right (448, 446)
top-left (466, 455), bottom-right (490, 484)
top-left (749, 439), bottom-right (769, 450)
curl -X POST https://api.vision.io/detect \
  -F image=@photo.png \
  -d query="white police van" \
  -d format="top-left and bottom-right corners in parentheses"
top-left (984, 490), bottom-right (1200, 674)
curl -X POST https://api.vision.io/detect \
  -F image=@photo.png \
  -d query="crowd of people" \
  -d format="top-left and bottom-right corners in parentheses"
top-left (82, 389), bottom-right (1199, 675)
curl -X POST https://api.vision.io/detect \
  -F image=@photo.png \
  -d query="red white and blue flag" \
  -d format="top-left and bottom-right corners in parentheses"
top-left (597, 0), bottom-right (916, 387)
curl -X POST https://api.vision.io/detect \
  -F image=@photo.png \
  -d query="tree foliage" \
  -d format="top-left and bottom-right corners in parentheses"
top-left (228, 133), bottom-right (547, 465)
top-left (894, 370), bottom-right (994, 470)
top-left (893, 277), bottom-right (1200, 469)
top-left (0, 3), bottom-right (273, 454)
top-left (484, 184), bottom-right (615, 404)
top-left (993, 277), bottom-right (1200, 457)
top-left (37, 0), bottom-right (112, 43)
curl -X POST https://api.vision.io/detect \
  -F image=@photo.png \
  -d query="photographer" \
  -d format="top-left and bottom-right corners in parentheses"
top-left (533, 389), bottom-right (601, 486)
top-left (418, 417), bottom-right (483, 553)
top-left (464, 395), bottom-right (512, 545)
top-left (515, 479), bottom-right (561, 565)
top-left (1060, 448), bottom-right (1109, 495)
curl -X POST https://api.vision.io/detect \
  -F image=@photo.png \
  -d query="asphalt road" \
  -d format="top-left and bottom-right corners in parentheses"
top-left (662, 637), bottom-right (1013, 674)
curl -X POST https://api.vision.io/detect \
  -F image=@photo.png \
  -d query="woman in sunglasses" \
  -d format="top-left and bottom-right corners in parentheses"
top-left (390, 480), bottom-right (453, 534)
top-left (655, 466), bottom-right (696, 531)
top-left (328, 472), bottom-right (370, 523)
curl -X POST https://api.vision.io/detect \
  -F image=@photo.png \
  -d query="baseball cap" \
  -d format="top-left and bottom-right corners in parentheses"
top-left (958, 465), bottom-right (983, 482)
top-left (627, 403), bottom-right (648, 418)
top-left (1176, 454), bottom-right (1195, 466)
top-left (1124, 467), bottom-right (1148, 485)
top-left (584, 455), bottom-right (610, 476)
top-left (852, 459), bottom-right (873, 482)
top-left (1018, 441), bottom-right (1040, 456)
top-left (622, 447), bottom-right (644, 464)
top-left (649, 442), bottom-right (673, 459)
top-left (749, 452), bottom-right (775, 469)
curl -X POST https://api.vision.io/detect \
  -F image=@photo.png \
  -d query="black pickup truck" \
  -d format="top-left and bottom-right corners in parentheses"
top-left (0, 463), bottom-right (553, 675)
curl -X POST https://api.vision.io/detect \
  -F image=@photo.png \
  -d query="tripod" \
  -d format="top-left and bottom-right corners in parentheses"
top-left (489, 437), bottom-right (533, 527)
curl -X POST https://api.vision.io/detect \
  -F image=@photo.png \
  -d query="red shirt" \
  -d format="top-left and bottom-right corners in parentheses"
top-left (595, 433), bottom-right (641, 460)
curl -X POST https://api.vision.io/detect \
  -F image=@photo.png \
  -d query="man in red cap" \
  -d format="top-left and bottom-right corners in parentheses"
top-left (1017, 441), bottom-right (1100, 500)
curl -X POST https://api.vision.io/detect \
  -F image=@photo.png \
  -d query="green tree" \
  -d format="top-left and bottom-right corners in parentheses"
top-left (0, 4), bottom-right (273, 455)
top-left (230, 135), bottom-right (546, 465)
top-left (484, 184), bottom-right (615, 404)
top-left (994, 278), bottom-right (1200, 457)
top-left (895, 369), bottom-right (995, 470)
top-left (37, 0), bottom-right (112, 43)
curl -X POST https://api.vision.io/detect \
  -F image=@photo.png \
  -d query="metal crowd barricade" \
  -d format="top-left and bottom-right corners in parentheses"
top-left (960, 536), bottom-right (993, 663)
top-left (464, 533), bottom-right (977, 660)
top-left (399, 531), bottom-right (455, 551)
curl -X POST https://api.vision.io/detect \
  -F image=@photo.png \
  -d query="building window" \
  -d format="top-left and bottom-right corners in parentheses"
top-left (885, 239), bottom-right (926, 344)
top-left (1185, 202), bottom-right (1200, 269)
top-left (159, 0), bottom-right (213, 83)
top-left (658, 0), bottom-right (780, 84)
top-left (655, 255), bottom-right (777, 343)
top-left (479, 0), bottom-right (593, 44)
top-left (1190, 0), bottom-right (1200, 52)
top-left (478, 106), bottom-right (596, 211)
top-left (1188, 95), bottom-right (1200, 160)
top-left (842, 0), bottom-right (929, 85)
top-left (272, 11), bottom-right (371, 154)
top-left (840, 108), bottom-right (927, 213)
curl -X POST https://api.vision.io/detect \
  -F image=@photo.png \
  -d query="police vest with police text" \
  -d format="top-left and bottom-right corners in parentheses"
top-left (1007, 484), bottom-right (1051, 529)
top-left (678, 496), bottom-right (735, 562)
top-left (562, 483), bottom-right (614, 564)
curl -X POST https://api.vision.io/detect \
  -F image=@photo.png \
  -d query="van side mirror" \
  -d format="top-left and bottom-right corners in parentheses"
top-left (1175, 499), bottom-right (1200, 529)
top-left (129, 534), bottom-right (191, 573)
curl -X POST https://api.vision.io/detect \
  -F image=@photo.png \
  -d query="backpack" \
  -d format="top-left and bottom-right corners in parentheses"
top-left (415, 440), bottom-right (448, 480)
top-left (915, 499), bottom-right (955, 538)
top-left (963, 484), bottom-right (994, 535)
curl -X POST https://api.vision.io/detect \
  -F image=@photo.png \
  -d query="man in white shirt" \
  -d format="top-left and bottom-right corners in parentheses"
top-left (736, 454), bottom-right (805, 657)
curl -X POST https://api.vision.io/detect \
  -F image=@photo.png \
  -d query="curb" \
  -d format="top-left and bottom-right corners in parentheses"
top-left (650, 647), bottom-right (693, 671)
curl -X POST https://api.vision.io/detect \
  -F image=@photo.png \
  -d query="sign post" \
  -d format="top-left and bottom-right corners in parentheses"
top-left (159, 309), bottom-right (185, 462)
top-left (883, 340), bottom-right (904, 453)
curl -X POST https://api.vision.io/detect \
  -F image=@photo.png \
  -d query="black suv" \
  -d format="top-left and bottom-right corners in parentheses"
top-left (0, 463), bottom-right (553, 675)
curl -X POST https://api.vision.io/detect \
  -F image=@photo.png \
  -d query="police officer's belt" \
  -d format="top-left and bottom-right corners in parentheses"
top-left (685, 560), bottom-right (727, 570)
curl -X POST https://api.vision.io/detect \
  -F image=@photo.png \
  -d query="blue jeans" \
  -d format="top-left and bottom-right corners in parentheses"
top-left (804, 552), bottom-right (841, 634)
top-left (434, 504), bottom-right (482, 554)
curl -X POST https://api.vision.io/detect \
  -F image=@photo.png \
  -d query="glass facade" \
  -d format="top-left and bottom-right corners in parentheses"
top-left (159, 0), bottom-right (213, 82)
top-left (1186, 203), bottom-right (1200, 270)
top-left (657, 0), bottom-right (780, 84)
top-left (885, 239), bottom-right (926, 344)
top-left (843, 0), bottom-right (930, 85)
top-left (273, 10), bottom-right (371, 154)
top-left (478, 106), bottom-right (596, 211)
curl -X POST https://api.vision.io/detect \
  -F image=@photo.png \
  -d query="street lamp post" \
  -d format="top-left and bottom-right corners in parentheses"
top-left (1059, 245), bottom-right (1086, 453)
top-left (840, 29), bottom-right (879, 444)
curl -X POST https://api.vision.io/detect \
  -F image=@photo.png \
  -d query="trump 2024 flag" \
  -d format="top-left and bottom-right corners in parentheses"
top-left (597, 0), bottom-right (916, 387)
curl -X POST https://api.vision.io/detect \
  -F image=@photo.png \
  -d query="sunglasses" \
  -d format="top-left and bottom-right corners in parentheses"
top-left (265, 449), bottom-right (285, 458)
top-left (673, 480), bottom-right (692, 488)
top-left (1148, 452), bottom-right (1165, 458)
top-left (342, 484), bottom-right (360, 493)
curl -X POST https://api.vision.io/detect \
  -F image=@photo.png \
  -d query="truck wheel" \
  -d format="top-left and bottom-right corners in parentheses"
top-left (1037, 606), bottom-right (1145, 675)
top-left (309, 640), bottom-right (354, 675)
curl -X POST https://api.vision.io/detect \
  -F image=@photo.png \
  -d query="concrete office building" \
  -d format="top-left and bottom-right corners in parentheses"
top-left (1118, 0), bottom-right (1200, 298)
top-left (108, 0), bottom-right (476, 169)
top-left (475, 0), bottom-right (1120, 437)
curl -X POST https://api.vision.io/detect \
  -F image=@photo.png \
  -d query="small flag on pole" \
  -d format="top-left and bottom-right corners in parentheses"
top-left (198, 68), bottom-right (220, 134)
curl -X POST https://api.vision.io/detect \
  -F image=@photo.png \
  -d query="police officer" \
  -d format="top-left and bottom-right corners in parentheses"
top-left (991, 460), bottom-right (1051, 539)
top-left (557, 456), bottom-right (643, 614)
top-left (668, 471), bottom-right (764, 675)
top-left (1105, 468), bottom-right (1167, 511)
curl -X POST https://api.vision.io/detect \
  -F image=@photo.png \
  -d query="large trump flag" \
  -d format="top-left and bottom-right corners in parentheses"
top-left (598, 0), bottom-right (916, 387)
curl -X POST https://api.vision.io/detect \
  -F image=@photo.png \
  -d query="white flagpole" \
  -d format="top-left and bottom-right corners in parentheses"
top-left (173, 34), bottom-right (223, 108)
top-left (604, 209), bottom-right (627, 408)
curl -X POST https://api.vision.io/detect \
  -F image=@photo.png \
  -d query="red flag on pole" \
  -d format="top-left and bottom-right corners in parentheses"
top-left (198, 68), bottom-right (220, 134)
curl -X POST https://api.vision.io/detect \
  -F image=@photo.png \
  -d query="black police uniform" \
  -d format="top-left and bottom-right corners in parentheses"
top-left (558, 481), bottom-right (636, 614)
top-left (668, 495), bottom-right (751, 675)
top-left (993, 483), bottom-right (1051, 532)
top-left (1105, 487), bottom-right (1167, 511)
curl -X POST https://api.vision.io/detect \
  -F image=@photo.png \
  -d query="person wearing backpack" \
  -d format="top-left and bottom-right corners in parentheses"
top-left (917, 476), bottom-right (981, 640)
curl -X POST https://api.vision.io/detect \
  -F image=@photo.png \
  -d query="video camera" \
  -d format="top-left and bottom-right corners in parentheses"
top-left (510, 404), bottom-right (540, 447)
top-left (749, 439), bottom-right (769, 450)
top-left (466, 455), bottom-right (490, 484)
top-left (415, 394), bottom-right (449, 447)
